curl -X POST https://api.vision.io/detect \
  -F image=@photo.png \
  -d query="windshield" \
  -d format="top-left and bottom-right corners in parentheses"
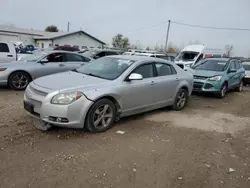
top-left (243, 64), bottom-right (250, 70)
top-left (175, 51), bottom-right (199, 61)
top-left (76, 57), bottom-right (134, 80)
top-left (193, 59), bottom-right (228, 71)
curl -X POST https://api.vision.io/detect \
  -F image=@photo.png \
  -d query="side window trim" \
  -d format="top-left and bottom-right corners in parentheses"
top-left (154, 62), bottom-right (176, 77)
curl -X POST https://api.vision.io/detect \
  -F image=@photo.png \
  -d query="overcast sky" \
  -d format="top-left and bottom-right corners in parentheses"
top-left (0, 0), bottom-right (250, 56)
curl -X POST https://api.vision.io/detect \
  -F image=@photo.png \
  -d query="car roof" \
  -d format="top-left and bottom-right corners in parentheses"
top-left (107, 55), bottom-right (165, 62)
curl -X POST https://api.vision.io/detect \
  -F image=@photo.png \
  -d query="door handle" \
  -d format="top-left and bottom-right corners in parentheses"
top-left (59, 64), bottom-right (65, 67)
top-left (175, 77), bottom-right (180, 81)
top-left (7, 55), bottom-right (13, 57)
top-left (150, 81), bottom-right (155, 85)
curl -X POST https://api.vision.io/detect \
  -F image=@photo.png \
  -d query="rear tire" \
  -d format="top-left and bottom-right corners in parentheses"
top-left (172, 88), bottom-right (189, 111)
top-left (236, 80), bottom-right (243, 92)
top-left (8, 71), bottom-right (31, 90)
top-left (85, 99), bottom-right (116, 132)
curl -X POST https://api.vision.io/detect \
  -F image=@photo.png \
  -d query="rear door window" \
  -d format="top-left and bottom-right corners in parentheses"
top-left (229, 61), bottom-right (236, 70)
top-left (0, 43), bottom-right (10, 52)
top-left (66, 53), bottom-right (84, 62)
top-left (235, 61), bottom-right (241, 70)
top-left (105, 51), bottom-right (118, 56)
top-left (155, 63), bottom-right (176, 76)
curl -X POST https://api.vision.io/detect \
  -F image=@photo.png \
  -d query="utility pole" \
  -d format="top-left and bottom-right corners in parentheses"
top-left (165, 20), bottom-right (171, 52)
top-left (67, 21), bottom-right (70, 32)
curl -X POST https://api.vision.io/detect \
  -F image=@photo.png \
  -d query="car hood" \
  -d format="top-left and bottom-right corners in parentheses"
top-left (33, 71), bottom-right (111, 91)
top-left (193, 70), bottom-right (224, 77)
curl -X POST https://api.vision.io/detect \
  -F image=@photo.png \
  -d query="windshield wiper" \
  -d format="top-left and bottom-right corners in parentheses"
top-left (71, 69), bottom-right (79, 72)
top-left (85, 73), bottom-right (103, 78)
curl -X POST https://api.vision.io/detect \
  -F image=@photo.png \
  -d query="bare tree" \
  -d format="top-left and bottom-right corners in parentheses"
top-left (224, 45), bottom-right (233, 57)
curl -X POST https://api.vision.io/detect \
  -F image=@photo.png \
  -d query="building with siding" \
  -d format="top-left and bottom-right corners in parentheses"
top-left (0, 26), bottom-right (105, 49)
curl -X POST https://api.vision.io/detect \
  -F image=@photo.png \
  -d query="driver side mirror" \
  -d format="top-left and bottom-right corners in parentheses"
top-left (126, 73), bottom-right (143, 81)
top-left (39, 58), bottom-right (49, 64)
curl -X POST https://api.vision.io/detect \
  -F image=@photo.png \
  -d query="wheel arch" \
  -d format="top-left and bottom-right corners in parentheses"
top-left (93, 95), bottom-right (122, 113)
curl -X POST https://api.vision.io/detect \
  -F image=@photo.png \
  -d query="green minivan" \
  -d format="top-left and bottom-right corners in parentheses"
top-left (192, 58), bottom-right (245, 98)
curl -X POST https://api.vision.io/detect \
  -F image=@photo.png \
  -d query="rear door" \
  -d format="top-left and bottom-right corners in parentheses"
top-left (64, 53), bottom-right (86, 70)
top-left (0, 43), bottom-right (15, 63)
top-left (153, 62), bottom-right (179, 104)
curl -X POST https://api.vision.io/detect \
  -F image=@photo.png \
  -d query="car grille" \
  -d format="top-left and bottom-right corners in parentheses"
top-left (29, 85), bottom-right (48, 97)
top-left (194, 75), bottom-right (208, 80)
top-left (204, 83), bottom-right (214, 89)
top-left (193, 82), bottom-right (204, 91)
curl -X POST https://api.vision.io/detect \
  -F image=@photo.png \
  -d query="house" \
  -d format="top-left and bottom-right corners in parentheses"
top-left (0, 25), bottom-right (106, 49)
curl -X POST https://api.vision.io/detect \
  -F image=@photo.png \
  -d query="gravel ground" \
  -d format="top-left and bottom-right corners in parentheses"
top-left (0, 87), bottom-right (250, 188)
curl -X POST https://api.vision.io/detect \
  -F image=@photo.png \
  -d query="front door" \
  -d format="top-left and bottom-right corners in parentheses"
top-left (120, 63), bottom-right (155, 115)
top-left (32, 53), bottom-right (67, 79)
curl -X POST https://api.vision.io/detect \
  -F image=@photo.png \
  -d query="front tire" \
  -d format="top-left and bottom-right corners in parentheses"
top-left (172, 88), bottom-right (189, 111)
top-left (8, 71), bottom-right (31, 90)
top-left (217, 83), bottom-right (227, 98)
top-left (85, 99), bottom-right (116, 132)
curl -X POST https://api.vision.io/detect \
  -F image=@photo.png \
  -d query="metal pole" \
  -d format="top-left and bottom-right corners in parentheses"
top-left (165, 20), bottom-right (171, 52)
top-left (67, 21), bottom-right (70, 32)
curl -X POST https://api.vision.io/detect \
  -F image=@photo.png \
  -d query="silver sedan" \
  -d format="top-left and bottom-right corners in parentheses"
top-left (0, 51), bottom-right (91, 90)
top-left (23, 55), bottom-right (193, 132)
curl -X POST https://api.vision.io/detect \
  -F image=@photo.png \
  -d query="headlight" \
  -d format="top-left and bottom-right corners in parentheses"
top-left (51, 91), bottom-right (83, 105)
top-left (208, 76), bottom-right (222, 81)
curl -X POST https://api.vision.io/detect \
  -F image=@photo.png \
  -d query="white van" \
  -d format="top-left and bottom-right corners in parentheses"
top-left (0, 41), bottom-right (17, 63)
top-left (175, 45), bottom-right (224, 70)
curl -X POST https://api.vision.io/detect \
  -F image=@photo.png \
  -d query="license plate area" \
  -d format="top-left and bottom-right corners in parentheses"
top-left (24, 101), bottom-right (34, 113)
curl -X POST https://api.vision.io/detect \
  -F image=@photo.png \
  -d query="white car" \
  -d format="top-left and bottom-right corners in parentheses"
top-left (0, 41), bottom-right (17, 63)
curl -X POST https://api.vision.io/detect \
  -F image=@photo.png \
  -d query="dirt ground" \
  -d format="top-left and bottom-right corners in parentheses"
top-left (0, 87), bottom-right (250, 188)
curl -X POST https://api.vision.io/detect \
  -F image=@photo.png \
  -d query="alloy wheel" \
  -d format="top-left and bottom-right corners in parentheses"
top-left (176, 90), bottom-right (186, 109)
top-left (93, 104), bottom-right (114, 128)
top-left (12, 74), bottom-right (29, 89)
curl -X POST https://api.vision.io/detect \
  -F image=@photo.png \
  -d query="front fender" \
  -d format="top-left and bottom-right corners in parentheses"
top-left (83, 89), bottom-right (123, 108)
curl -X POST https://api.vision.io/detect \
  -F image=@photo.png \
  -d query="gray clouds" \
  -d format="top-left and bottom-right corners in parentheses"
top-left (0, 0), bottom-right (250, 56)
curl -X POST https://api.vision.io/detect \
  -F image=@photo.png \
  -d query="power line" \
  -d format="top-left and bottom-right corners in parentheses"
top-left (171, 21), bottom-right (250, 31)
top-left (124, 21), bottom-right (168, 34)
